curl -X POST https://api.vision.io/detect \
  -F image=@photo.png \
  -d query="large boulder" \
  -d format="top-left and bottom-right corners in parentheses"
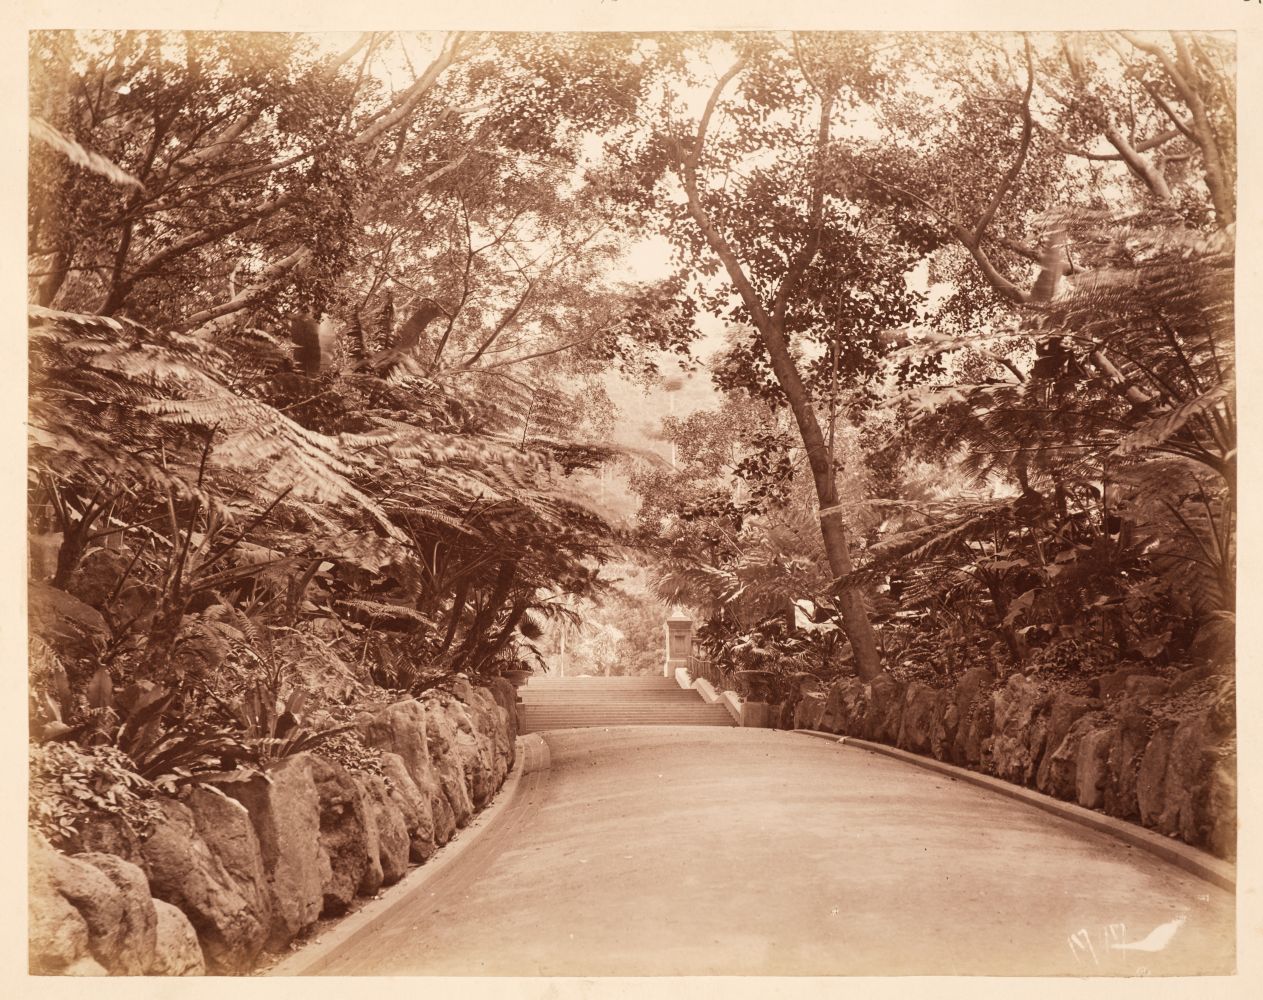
top-left (1035, 693), bottom-right (1094, 793)
top-left (926, 688), bottom-right (955, 761)
top-left (1204, 750), bottom-right (1236, 860)
top-left (379, 752), bottom-right (438, 860)
top-left (861, 674), bottom-right (905, 743)
top-left (896, 682), bottom-right (938, 754)
top-left (463, 685), bottom-right (513, 787)
top-left (75, 852), bottom-right (157, 975)
top-left (30, 833), bottom-right (168, 976)
top-left (357, 773), bottom-right (410, 885)
top-left (781, 676), bottom-right (822, 729)
top-left (482, 701), bottom-right (513, 790)
top-left (427, 777), bottom-right (458, 847)
top-left (1137, 723), bottom-right (1175, 827)
top-left (29, 833), bottom-right (108, 975)
top-left (1102, 702), bottom-right (1153, 820)
top-left (1169, 664), bottom-right (1216, 696)
top-left (790, 672), bottom-right (825, 697)
top-left (424, 702), bottom-right (475, 827)
top-left (821, 677), bottom-right (858, 736)
top-left (31, 908), bottom-right (103, 977)
top-left (984, 674), bottom-right (1050, 785)
top-left (355, 700), bottom-right (431, 786)
top-left (1156, 711), bottom-right (1220, 844)
top-left (355, 698), bottom-right (453, 839)
top-left (950, 668), bottom-right (996, 766)
top-left (148, 899), bottom-right (205, 975)
top-left (449, 674), bottom-right (477, 703)
top-left (770, 699), bottom-right (798, 730)
top-left (1042, 711), bottom-right (1109, 802)
top-left (819, 677), bottom-right (864, 735)
top-left (49, 858), bottom-right (124, 970)
top-left (30, 867), bottom-right (93, 973)
top-left (351, 776), bottom-right (386, 898)
top-left (139, 797), bottom-right (267, 973)
top-left (793, 692), bottom-right (827, 731)
top-left (208, 756), bottom-right (326, 949)
top-left (1148, 681), bottom-right (1233, 849)
top-left (485, 675), bottom-right (518, 720)
top-left (443, 698), bottom-right (498, 807)
top-left (1075, 722), bottom-right (1116, 810)
top-left (484, 677), bottom-right (520, 760)
top-left (309, 754), bottom-right (374, 915)
top-left (184, 784), bottom-right (272, 931)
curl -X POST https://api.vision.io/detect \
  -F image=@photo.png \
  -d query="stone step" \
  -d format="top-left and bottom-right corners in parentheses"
top-left (515, 674), bottom-right (734, 732)
top-left (520, 696), bottom-right (716, 703)
top-left (522, 681), bottom-right (682, 686)
top-left (520, 690), bottom-right (703, 702)
top-left (519, 716), bottom-right (735, 733)
top-left (521, 724), bottom-right (734, 734)
top-left (519, 708), bottom-right (736, 733)
top-left (520, 708), bottom-right (732, 718)
top-left (520, 701), bottom-right (729, 710)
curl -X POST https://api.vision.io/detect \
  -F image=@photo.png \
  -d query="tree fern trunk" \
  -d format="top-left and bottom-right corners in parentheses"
top-left (472, 598), bottom-right (529, 673)
top-left (451, 560), bottom-right (518, 671)
top-left (140, 601), bottom-right (187, 679)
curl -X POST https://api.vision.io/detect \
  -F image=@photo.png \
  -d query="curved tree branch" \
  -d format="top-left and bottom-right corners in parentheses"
top-left (972, 35), bottom-right (1036, 244)
top-left (356, 32), bottom-right (465, 150)
top-left (679, 55), bottom-right (772, 332)
top-left (773, 87), bottom-right (836, 325)
top-left (184, 249), bottom-right (310, 337)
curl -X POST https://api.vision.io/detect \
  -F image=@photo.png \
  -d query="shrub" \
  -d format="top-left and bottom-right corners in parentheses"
top-left (315, 731), bottom-right (387, 783)
top-left (54, 671), bottom-right (247, 783)
top-left (29, 741), bottom-right (161, 848)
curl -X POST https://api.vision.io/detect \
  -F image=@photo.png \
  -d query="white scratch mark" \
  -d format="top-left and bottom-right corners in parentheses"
top-left (1110, 915), bottom-right (1187, 952)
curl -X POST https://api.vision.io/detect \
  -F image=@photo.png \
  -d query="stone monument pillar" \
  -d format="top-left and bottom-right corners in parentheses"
top-left (663, 608), bottom-right (694, 678)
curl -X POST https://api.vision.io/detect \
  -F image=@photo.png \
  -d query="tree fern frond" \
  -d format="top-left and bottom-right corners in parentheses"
top-left (336, 599), bottom-right (434, 629)
top-left (1113, 385), bottom-right (1231, 458)
top-left (30, 117), bottom-right (145, 190)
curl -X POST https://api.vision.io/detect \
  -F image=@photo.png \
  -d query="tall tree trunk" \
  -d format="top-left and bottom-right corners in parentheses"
top-left (36, 246), bottom-right (73, 307)
top-left (750, 315), bottom-right (884, 680)
top-left (678, 268), bottom-right (883, 681)
top-left (677, 57), bottom-right (883, 680)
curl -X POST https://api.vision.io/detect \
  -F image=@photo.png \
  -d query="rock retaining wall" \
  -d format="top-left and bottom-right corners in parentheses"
top-left (29, 679), bottom-right (519, 976)
top-left (792, 668), bottom-right (1235, 860)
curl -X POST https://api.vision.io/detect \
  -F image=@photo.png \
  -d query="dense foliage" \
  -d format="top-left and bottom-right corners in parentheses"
top-left (624, 31), bottom-right (1235, 696)
top-left (27, 30), bottom-right (694, 800)
top-left (28, 31), bottom-right (1235, 817)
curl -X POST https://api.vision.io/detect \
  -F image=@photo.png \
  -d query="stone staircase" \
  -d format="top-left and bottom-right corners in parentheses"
top-left (517, 675), bottom-right (736, 733)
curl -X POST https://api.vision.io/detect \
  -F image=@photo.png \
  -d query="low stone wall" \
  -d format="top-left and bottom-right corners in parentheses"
top-left (674, 668), bottom-right (743, 723)
top-left (791, 667), bottom-right (1235, 860)
top-left (29, 677), bottom-right (520, 976)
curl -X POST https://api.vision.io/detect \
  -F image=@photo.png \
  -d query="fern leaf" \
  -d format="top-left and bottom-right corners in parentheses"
top-left (1113, 385), bottom-right (1231, 457)
top-left (30, 118), bottom-right (144, 190)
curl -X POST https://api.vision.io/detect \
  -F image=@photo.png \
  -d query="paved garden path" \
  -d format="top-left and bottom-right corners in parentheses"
top-left (290, 727), bottom-right (1234, 976)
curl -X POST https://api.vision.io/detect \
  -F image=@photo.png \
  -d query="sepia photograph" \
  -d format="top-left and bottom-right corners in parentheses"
top-left (21, 6), bottom-right (1242, 982)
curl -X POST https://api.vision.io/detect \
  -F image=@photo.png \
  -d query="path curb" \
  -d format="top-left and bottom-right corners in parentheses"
top-left (793, 729), bottom-right (1235, 893)
top-left (267, 733), bottom-right (551, 976)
